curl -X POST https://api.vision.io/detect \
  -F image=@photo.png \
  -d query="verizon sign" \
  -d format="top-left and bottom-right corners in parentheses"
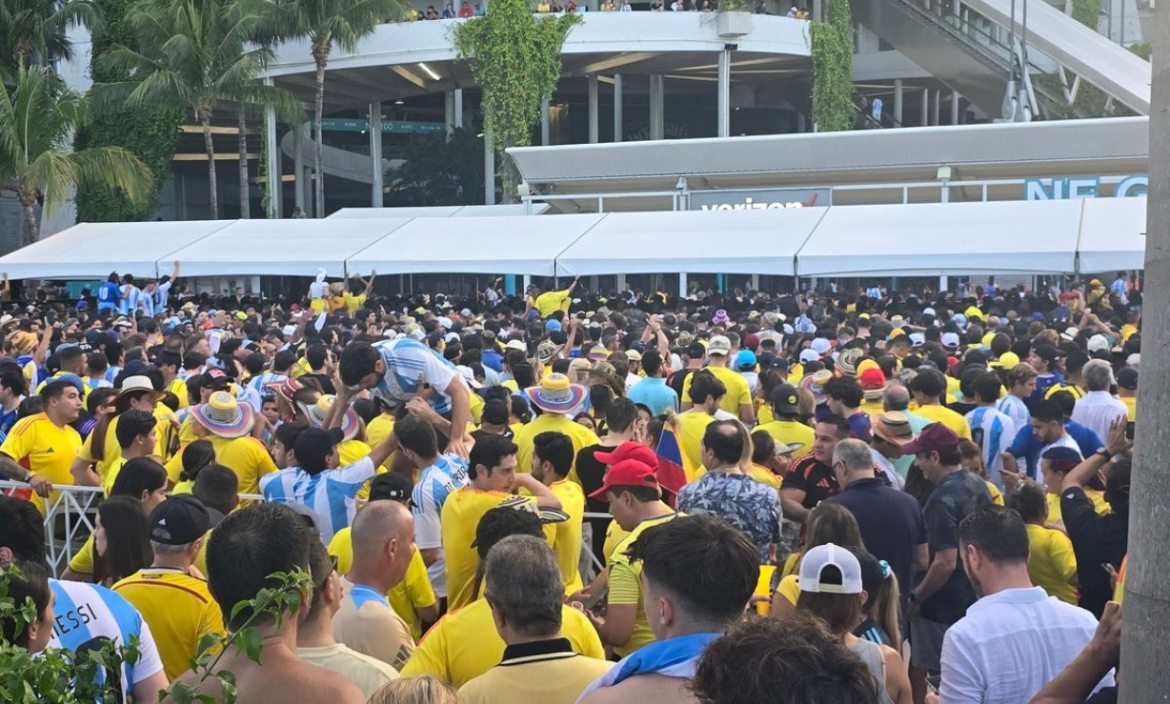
top-left (689, 187), bottom-right (832, 211)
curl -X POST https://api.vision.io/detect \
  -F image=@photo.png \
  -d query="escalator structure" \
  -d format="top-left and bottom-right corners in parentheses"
top-left (850, 0), bottom-right (1151, 120)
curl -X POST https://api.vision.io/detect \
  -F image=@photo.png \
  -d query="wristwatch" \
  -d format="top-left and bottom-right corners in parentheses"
top-left (1095, 447), bottom-right (1111, 459)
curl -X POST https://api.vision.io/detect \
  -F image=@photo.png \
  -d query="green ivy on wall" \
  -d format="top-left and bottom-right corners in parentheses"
top-left (809, 0), bottom-right (854, 132)
top-left (453, 0), bottom-right (580, 202)
top-left (74, 0), bottom-right (182, 223)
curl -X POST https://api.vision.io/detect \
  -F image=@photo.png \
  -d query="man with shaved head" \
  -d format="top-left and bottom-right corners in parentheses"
top-left (332, 500), bottom-right (417, 670)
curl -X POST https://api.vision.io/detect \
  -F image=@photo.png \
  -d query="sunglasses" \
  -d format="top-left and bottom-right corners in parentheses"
top-left (318, 554), bottom-right (339, 589)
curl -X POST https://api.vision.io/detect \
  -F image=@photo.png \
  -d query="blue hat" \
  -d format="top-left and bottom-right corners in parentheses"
top-left (735, 350), bottom-right (758, 372)
top-left (545, 319), bottom-right (562, 332)
top-left (47, 373), bottom-right (85, 394)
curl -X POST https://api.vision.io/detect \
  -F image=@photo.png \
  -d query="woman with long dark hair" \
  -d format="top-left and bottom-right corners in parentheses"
top-left (61, 458), bottom-right (169, 582)
top-left (69, 376), bottom-right (167, 487)
top-left (93, 496), bottom-right (152, 587)
top-left (173, 439), bottom-right (217, 493)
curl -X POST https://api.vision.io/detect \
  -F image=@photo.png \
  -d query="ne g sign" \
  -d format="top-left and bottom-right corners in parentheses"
top-left (1024, 175), bottom-right (1148, 200)
top-left (689, 187), bottom-right (832, 211)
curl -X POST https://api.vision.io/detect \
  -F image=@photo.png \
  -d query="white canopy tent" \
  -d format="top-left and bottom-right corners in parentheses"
top-left (1076, 197), bottom-right (1147, 273)
top-left (795, 200), bottom-right (1082, 277)
top-left (0, 220), bottom-right (233, 280)
top-left (163, 218), bottom-right (412, 277)
top-left (347, 214), bottom-right (606, 276)
top-left (554, 209), bottom-right (825, 277)
top-left (327, 204), bottom-right (547, 219)
top-left (0, 199), bottom-right (1149, 281)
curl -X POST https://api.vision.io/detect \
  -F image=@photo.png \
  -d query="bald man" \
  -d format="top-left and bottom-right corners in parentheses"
top-left (332, 500), bottom-right (417, 669)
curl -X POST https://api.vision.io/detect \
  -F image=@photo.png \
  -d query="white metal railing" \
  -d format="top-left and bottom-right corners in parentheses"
top-left (523, 174), bottom-right (1147, 212)
top-left (2, 480), bottom-right (613, 579)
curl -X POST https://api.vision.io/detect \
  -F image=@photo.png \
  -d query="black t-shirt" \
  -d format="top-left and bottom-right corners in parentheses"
top-left (666, 369), bottom-right (693, 401)
top-left (1061, 486), bottom-right (1128, 618)
top-left (576, 444), bottom-right (615, 515)
top-left (576, 444), bottom-right (617, 563)
top-left (827, 478), bottom-right (927, 598)
top-left (781, 455), bottom-right (839, 509)
top-left (921, 470), bottom-right (992, 624)
top-left (471, 427), bottom-right (513, 443)
top-left (947, 401), bottom-right (978, 416)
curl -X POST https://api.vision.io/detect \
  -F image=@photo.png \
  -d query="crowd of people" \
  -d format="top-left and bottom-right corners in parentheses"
top-left (0, 266), bottom-right (1141, 704)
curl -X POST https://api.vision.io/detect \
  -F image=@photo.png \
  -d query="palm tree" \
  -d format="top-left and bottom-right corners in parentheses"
top-left (0, 0), bottom-right (97, 68)
top-left (277, 0), bottom-right (403, 217)
top-left (95, 0), bottom-right (303, 218)
top-left (0, 63), bottom-right (152, 246)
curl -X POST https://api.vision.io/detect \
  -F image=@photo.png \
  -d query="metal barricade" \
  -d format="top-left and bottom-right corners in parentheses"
top-left (1, 479), bottom-right (612, 581)
top-left (1, 480), bottom-right (102, 578)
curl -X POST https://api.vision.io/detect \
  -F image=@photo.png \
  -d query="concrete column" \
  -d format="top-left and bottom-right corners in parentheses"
top-left (263, 81), bottom-right (281, 219)
top-left (678, 273), bottom-right (688, 298)
top-left (931, 88), bottom-right (941, 125)
top-left (649, 74), bottom-right (665, 140)
top-left (894, 79), bottom-right (904, 126)
top-left (921, 88), bottom-right (930, 126)
top-left (939, 275), bottom-right (949, 292)
top-left (369, 101), bottom-right (383, 207)
top-left (717, 49), bottom-right (731, 138)
top-left (613, 74), bottom-right (623, 142)
top-left (293, 121), bottom-right (306, 212)
top-left (1121, 5), bottom-right (1170, 699)
top-left (588, 75), bottom-right (599, 144)
top-left (541, 100), bottom-right (551, 146)
top-left (445, 91), bottom-right (455, 137)
top-left (484, 128), bottom-right (496, 205)
top-left (617, 273), bottom-right (627, 291)
top-left (750, 274), bottom-right (759, 290)
top-left (454, 89), bottom-right (464, 129)
top-left (522, 274), bottom-right (532, 292)
top-left (951, 91), bottom-right (961, 124)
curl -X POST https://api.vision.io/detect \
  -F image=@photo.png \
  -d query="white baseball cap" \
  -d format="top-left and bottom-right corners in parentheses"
top-left (799, 543), bottom-right (864, 595)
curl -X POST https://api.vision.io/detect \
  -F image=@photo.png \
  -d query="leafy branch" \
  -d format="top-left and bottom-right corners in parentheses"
top-left (164, 569), bottom-right (311, 704)
top-left (0, 565), bottom-right (310, 704)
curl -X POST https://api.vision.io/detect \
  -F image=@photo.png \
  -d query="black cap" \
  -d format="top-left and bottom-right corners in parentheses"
top-left (295, 427), bottom-right (345, 469)
top-left (368, 472), bottom-right (414, 505)
top-left (767, 355), bottom-right (790, 370)
top-left (1032, 344), bottom-right (1059, 366)
top-left (150, 495), bottom-right (211, 546)
top-left (1116, 367), bottom-right (1138, 390)
top-left (770, 384), bottom-right (801, 415)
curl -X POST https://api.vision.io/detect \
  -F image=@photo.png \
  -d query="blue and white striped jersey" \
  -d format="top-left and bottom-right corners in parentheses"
top-left (48, 579), bottom-right (166, 703)
top-left (371, 339), bottom-right (461, 415)
top-left (966, 406), bottom-right (1017, 489)
top-left (411, 454), bottom-right (469, 598)
top-left (259, 456), bottom-right (378, 543)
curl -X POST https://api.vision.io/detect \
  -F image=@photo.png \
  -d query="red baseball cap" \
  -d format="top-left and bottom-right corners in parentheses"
top-left (588, 459), bottom-right (659, 500)
top-left (901, 423), bottom-right (960, 456)
top-left (595, 441), bottom-right (657, 467)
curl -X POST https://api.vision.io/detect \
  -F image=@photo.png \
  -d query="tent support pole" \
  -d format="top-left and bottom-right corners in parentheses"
top-left (679, 273), bottom-right (688, 298)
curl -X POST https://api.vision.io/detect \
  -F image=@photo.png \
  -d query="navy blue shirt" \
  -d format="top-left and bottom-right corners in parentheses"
top-left (921, 470), bottom-right (992, 624)
top-left (1007, 420), bottom-right (1104, 478)
top-left (827, 477), bottom-right (926, 598)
